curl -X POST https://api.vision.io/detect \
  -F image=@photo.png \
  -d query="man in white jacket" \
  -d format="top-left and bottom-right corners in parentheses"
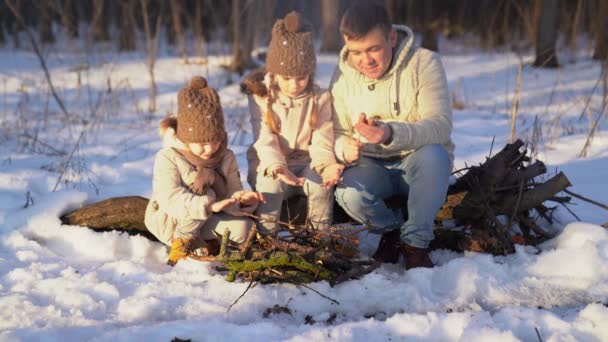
top-left (331, 2), bottom-right (454, 269)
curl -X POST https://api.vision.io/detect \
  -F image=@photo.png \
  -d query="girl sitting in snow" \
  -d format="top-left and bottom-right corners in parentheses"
top-left (145, 76), bottom-right (264, 265)
top-left (245, 11), bottom-right (343, 234)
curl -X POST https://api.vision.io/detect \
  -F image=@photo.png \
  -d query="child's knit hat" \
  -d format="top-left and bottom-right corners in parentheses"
top-left (266, 11), bottom-right (316, 77)
top-left (176, 76), bottom-right (225, 144)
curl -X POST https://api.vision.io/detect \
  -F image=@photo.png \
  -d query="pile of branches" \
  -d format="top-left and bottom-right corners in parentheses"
top-left (434, 139), bottom-right (573, 254)
top-left (212, 222), bottom-right (377, 286)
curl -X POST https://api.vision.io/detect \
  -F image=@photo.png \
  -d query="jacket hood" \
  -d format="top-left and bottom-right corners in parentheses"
top-left (337, 25), bottom-right (415, 82)
top-left (158, 116), bottom-right (189, 150)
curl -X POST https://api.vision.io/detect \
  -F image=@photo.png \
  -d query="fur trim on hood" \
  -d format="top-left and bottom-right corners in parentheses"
top-left (240, 67), bottom-right (268, 97)
top-left (158, 116), bottom-right (188, 150)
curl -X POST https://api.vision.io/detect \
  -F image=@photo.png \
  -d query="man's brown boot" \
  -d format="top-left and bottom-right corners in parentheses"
top-left (167, 238), bottom-right (192, 266)
top-left (372, 229), bottom-right (401, 263)
top-left (399, 243), bottom-right (433, 270)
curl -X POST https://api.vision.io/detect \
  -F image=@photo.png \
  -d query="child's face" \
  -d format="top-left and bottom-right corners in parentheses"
top-left (188, 142), bottom-right (221, 159)
top-left (275, 74), bottom-right (310, 98)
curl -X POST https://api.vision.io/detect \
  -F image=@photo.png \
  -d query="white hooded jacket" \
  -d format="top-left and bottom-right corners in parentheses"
top-left (330, 25), bottom-right (455, 167)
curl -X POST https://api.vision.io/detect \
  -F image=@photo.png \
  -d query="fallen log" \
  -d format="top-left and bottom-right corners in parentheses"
top-left (60, 140), bottom-right (583, 281)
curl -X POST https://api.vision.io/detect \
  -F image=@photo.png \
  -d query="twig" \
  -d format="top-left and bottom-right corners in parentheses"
top-left (535, 327), bottom-right (543, 342)
top-left (227, 279), bottom-right (255, 312)
top-left (579, 64), bottom-right (607, 157)
top-left (298, 284), bottom-right (340, 305)
top-left (53, 131), bottom-right (84, 192)
top-left (560, 202), bottom-right (581, 222)
top-left (507, 179), bottom-right (525, 230)
top-left (563, 189), bottom-right (608, 211)
top-left (510, 57), bottom-right (523, 143)
top-left (5, 0), bottom-right (71, 121)
top-left (239, 223), bottom-right (257, 257)
top-left (220, 228), bottom-right (231, 260)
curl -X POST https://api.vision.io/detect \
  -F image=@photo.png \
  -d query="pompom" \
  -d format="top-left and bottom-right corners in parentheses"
top-left (189, 76), bottom-right (208, 89)
top-left (283, 11), bottom-right (303, 33)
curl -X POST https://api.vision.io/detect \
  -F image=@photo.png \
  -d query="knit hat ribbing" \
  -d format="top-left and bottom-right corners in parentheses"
top-left (266, 11), bottom-right (316, 77)
top-left (176, 76), bottom-right (226, 144)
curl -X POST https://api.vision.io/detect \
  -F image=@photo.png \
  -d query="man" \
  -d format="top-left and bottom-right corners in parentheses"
top-left (331, 2), bottom-right (454, 269)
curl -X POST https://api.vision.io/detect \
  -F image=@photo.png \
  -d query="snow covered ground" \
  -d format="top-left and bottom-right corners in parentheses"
top-left (0, 39), bottom-right (607, 341)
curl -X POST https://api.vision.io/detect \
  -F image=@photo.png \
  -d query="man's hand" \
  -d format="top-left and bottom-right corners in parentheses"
top-left (320, 163), bottom-right (345, 187)
top-left (274, 166), bottom-right (305, 186)
top-left (354, 112), bottom-right (391, 144)
top-left (210, 198), bottom-right (238, 213)
top-left (343, 137), bottom-right (362, 163)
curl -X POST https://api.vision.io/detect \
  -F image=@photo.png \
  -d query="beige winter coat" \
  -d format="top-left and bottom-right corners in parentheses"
top-left (144, 124), bottom-right (251, 245)
top-left (249, 78), bottom-right (337, 175)
top-left (331, 25), bottom-right (455, 167)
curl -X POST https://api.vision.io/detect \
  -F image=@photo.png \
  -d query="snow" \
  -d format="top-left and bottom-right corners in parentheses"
top-left (1, 37), bottom-right (607, 341)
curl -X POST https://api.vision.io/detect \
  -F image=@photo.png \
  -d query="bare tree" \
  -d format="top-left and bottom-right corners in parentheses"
top-left (91, 0), bottom-right (110, 42)
top-left (118, 0), bottom-right (136, 51)
top-left (38, 2), bottom-right (55, 44)
top-left (533, 0), bottom-right (559, 68)
top-left (321, 0), bottom-right (341, 52)
top-left (229, 0), bottom-right (257, 73)
top-left (5, 0), bottom-right (70, 120)
top-left (170, 0), bottom-right (188, 62)
top-left (141, 0), bottom-right (162, 113)
top-left (421, 0), bottom-right (438, 52)
top-left (593, 0), bottom-right (607, 61)
top-left (49, 0), bottom-right (78, 38)
top-left (190, 0), bottom-right (207, 63)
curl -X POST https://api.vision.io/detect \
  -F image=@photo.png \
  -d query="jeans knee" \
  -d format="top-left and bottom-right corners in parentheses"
top-left (336, 186), bottom-right (369, 210)
top-left (413, 144), bottom-right (450, 173)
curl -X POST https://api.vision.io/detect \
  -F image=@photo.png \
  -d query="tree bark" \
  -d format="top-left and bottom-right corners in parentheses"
top-left (38, 2), bottom-right (55, 44)
top-left (141, 0), bottom-right (162, 113)
top-left (91, 0), bottom-right (110, 42)
top-left (593, 0), bottom-right (608, 61)
top-left (320, 0), bottom-right (341, 53)
top-left (533, 0), bottom-right (560, 68)
top-left (170, 0), bottom-right (188, 61)
top-left (228, 0), bottom-right (257, 73)
top-left (118, 0), bottom-right (136, 51)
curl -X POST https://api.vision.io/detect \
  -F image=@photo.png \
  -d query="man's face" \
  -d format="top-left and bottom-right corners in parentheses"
top-left (344, 27), bottom-right (396, 80)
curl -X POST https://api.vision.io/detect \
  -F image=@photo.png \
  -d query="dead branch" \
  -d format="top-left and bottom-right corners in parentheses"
top-left (5, 0), bottom-right (70, 120)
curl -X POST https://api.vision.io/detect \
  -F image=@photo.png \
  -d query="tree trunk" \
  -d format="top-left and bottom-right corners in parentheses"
top-left (229, 0), bottom-right (257, 74)
top-left (141, 0), bottom-right (162, 113)
top-left (320, 0), bottom-right (341, 53)
top-left (118, 0), bottom-right (136, 51)
top-left (170, 0), bottom-right (188, 60)
top-left (593, 0), bottom-right (608, 61)
top-left (533, 0), bottom-right (560, 68)
top-left (64, 0), bottom-right (79, 38)
top-left (421, 0), bottom-right (438, 52)
top-left (91, 0), bottom-right (110, 42)
top-left (38, 2), bottom-right (55, 44)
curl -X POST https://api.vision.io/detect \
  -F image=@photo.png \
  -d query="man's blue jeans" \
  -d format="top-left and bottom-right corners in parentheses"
top-left (335, 144), bottom-right (451, 249)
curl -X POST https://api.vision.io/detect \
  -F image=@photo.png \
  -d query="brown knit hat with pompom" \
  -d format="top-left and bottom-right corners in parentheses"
top-left (176, 76), bottom-right (226, 144)
top-left (266, 11), bottom-right (316, 77)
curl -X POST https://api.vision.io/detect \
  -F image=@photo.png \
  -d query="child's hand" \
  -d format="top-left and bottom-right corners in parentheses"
top-left (210, 198), bottom-right (238, 213)
top-left (343, 136), bottom-right (362, 163)
top-left (274, 166), bottom-right (305, 186)
top-left (235, 191), bottom-right (266, 206)
top-left (321, 163), bottom-right (345, 187)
